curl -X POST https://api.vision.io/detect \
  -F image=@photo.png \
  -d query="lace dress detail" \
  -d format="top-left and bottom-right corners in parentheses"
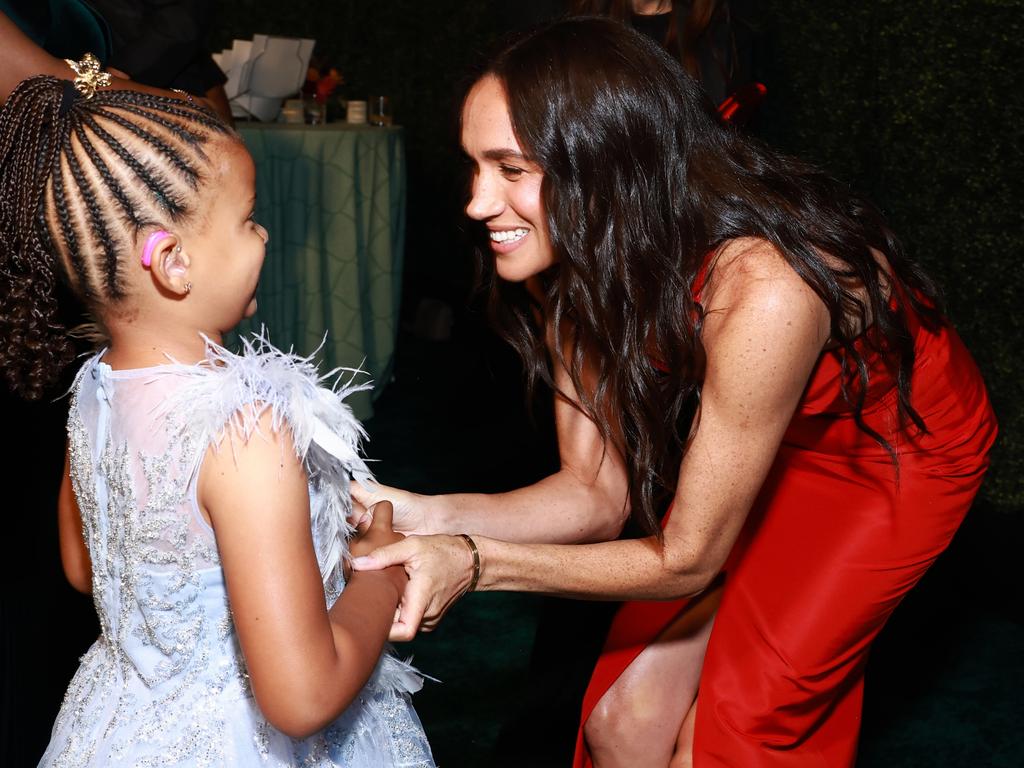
top-left (39, 336), bottom-right (435, 767)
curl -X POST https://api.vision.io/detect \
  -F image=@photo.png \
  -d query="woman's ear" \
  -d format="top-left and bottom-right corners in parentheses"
top-left (148, 236), bottom-right (192, 296)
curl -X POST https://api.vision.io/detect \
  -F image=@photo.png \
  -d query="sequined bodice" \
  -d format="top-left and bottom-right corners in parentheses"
top-left (67, 363), bottom-right (233, 690)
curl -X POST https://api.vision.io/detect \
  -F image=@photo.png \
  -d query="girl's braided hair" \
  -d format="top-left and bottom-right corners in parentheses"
top-left (0, 76), bottom-right (231, 400)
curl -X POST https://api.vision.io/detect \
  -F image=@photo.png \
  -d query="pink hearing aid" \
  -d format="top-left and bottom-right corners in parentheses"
top-left (141, 230), bottom-right (171, 267)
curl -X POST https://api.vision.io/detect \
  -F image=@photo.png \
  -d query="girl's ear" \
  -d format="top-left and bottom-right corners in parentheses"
top-left (148, 236), bottom-right (192, 296)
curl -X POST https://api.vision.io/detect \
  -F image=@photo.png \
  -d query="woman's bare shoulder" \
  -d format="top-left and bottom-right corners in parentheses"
top-left (697, 239), bottom-right (832, 405)
top-left (703, 237), bottom-right (822, 313)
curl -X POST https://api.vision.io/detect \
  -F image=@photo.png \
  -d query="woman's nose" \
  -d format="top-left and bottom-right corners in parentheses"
top-left (465, 174), bottom-right (504, 221)
top-left (256, 223), bottom-right (270, 244)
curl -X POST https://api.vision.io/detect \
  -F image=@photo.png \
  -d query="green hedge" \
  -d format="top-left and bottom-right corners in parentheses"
top-left (213, 1), bottom-right (1022, 509)
top-left (760, 1), bottom-right (1022, 509)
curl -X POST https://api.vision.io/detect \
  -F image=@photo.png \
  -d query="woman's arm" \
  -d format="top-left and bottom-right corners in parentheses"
top-left (0, 12), bottom-right (72, 100)
top-left (356, 240), bottom-right (832, 638)
top-left (356, 330), bottom-right (631, 545)
top-left (201, 411), bottom-right (406, 739)
top-left (437, 351), bottom-right (632, 543)
top-left (1, 11), bottom-right (195, 105)
top-left (57, 445), bottom-right (92, 593)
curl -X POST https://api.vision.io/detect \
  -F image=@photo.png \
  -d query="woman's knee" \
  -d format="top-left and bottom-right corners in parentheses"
top-left (586, 599), bottom-right (718, 761)
top-left (584, 683), bottom-right (673, 758)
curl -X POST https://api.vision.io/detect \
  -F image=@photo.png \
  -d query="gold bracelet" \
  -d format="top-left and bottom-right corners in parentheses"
top-left (457, 533), bottom-right (481, 596)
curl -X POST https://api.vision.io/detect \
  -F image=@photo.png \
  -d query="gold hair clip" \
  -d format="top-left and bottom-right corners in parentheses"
top-left (63, 53), bottom-right (112, 99)
top-left (170, 88), bottom-right (196, 105)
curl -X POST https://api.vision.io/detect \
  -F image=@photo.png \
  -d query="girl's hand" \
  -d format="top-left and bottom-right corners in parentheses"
top-left (349, 501), bottom-right (408, 599)
top-left (351, 481), bottom-right (432, 535)
top-left (351, 534), bottom-right (478, 642)
top-left (349, 501), bottom-right (403, 558)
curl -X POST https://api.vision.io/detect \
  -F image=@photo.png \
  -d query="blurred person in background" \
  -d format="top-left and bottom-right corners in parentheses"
top-left (571, 0), bottom-right (767, 126)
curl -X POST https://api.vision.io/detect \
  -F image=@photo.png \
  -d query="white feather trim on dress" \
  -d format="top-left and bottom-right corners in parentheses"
top-left (161, 332), bottom-right (372, 582)
top-left (159, 331), bottom-right (425, 695)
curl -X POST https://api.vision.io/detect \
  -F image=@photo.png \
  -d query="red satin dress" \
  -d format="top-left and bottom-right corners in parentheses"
top-left (573, 295), bottom-right (998, 767)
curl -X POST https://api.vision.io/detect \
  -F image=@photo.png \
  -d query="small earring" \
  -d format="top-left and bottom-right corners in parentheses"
top-left (183, 282), bottom-right (192, 295)
top-left (175, 245), bottom-right (182, 253)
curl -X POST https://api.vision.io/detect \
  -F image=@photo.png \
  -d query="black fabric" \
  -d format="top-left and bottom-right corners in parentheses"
top-left (87, 0), bottom-right (226, 95)
top-left (0, 0), bottom-right (111, 62)
top-left (629, 9), bottom-right (672, 48)
top-left (630, 1), bottom-right (767, 108)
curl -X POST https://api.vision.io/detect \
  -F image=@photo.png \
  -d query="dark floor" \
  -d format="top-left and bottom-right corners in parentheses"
top-left (2, 319), bottom-right (1021, 767)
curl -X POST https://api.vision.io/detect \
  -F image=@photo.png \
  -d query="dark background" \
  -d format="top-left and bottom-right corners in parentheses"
top-left (2, 1), bottom-right (1021, 766)
top-left (209, 0), bottom-right (1023, 513)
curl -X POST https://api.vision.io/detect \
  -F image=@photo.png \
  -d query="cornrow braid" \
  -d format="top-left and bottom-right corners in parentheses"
top-left (0, 75), bottom-right (231, 400)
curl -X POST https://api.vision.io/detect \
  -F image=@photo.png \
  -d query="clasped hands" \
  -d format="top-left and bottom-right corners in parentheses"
top-left (347, 485), bottom-right (476, 642)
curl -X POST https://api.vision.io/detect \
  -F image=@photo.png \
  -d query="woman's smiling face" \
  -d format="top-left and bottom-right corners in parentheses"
top-left (461, 75), bottom-right (555, 283)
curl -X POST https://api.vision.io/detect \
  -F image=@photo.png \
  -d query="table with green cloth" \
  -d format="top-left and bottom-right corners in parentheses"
top-left (233, 122), bottom-right (406, 420)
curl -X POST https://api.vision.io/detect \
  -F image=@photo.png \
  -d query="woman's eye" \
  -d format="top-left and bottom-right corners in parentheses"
top-left (499, 164), bottom-right (524, 179)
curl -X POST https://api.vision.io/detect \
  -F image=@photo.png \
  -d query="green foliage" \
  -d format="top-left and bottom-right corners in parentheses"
top-left (761, 0), bottom-right (1023, 509)
top-left (213, 1), bottom-right (1023, 509)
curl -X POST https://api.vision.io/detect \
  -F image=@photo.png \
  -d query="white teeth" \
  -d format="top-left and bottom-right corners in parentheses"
top-left (490, 228), bottom-right (528, 243)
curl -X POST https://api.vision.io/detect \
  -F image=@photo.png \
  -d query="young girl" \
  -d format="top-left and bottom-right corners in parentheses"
top-left (0, 70), bottom-right (435, 767)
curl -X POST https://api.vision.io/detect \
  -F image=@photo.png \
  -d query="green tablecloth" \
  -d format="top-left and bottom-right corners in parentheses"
top-left (233, 122), bottom-right (406, 420)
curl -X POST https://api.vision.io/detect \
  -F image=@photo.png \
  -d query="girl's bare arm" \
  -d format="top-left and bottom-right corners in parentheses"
top-left (201, 411), bottom-right (406, 739)
top-left (57, 446), bottom-right (92, 594)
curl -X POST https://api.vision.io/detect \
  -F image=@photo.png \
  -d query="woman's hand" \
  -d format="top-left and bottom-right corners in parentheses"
top-left (351, 481), bottom-right (433, 535)
top-left (351, 534), bottom-right (478, 641)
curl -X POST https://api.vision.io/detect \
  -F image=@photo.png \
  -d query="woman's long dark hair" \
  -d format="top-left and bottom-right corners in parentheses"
top-left (472, 17), bottom-right (942, 536)
top-left (0, 77), bottom-right (230, 400)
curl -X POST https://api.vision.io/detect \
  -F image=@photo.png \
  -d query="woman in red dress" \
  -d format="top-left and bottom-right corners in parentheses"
top-left (352, 17), bottom-right (997, 767)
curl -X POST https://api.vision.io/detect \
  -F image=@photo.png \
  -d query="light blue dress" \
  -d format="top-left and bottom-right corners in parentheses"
top-left (39, 337), bottom-right (435, 767)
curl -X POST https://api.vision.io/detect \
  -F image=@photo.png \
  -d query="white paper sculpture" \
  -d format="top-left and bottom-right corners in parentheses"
top-left (213, 35), bottom-right (315, 122)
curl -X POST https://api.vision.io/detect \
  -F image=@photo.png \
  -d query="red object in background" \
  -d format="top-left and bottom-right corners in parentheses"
top-left (718, 82), bottom-right (767, 126)
top-left (305, 66), bottom-right (344, 104)
top-left (315, 69), bottom-right (343, 103)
